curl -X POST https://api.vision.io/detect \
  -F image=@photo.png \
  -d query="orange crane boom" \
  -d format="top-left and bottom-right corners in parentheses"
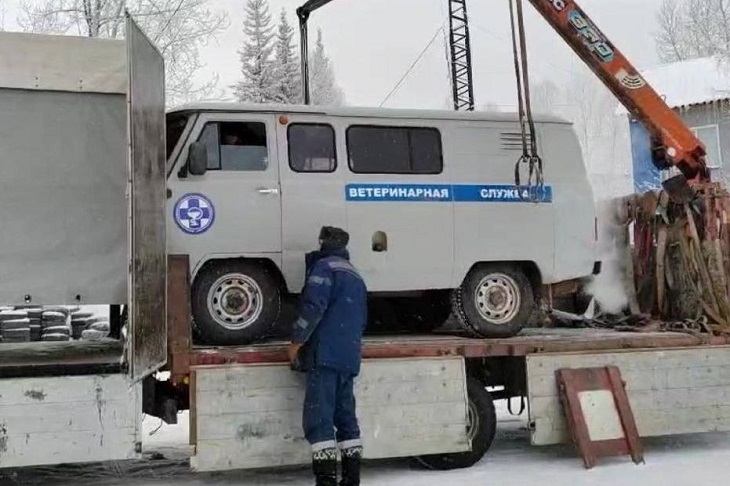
top-left (526, 0), bottom-right (709, 181)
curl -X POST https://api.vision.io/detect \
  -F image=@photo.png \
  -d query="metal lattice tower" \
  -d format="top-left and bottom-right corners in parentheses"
top-left (448, 0), bottom-right (475, 111)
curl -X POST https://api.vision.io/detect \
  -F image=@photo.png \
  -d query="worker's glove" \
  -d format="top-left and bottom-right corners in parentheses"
top-left (288, 342), bottom-right (306, 372)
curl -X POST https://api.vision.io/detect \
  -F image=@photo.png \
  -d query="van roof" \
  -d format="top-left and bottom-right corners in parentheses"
top-left (168, 102), bottom-right (571, 124)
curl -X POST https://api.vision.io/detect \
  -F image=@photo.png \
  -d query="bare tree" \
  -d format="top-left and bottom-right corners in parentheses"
top-left (18, 0), bottom-right (228, 106)
top-left (655, 0), bottom-right (730, 62)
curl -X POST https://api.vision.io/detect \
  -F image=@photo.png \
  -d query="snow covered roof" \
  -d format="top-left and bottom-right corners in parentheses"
top-left (169, 102), bottom-right (571, 125)
top-left (617, 56), bottom-right (730, 115)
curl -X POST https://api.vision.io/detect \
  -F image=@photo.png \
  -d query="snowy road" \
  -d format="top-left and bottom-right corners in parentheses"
top-left (4, 401), bottom-right (728, 486)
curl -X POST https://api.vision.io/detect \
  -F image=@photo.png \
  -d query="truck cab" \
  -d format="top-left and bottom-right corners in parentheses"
top-left (165, 104), bottom-right (599, 345)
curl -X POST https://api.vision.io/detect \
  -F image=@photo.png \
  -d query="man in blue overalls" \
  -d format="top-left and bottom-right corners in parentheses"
top-left (288, 226), bottom-right (368, 486)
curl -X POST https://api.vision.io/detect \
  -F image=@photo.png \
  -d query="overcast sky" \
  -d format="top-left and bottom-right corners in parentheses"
top-left (1, 0), bottom-right (667, 109)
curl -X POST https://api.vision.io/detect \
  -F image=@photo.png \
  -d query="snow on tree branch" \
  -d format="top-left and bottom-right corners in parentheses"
top-left (655, 0), bottom-right (730, 63)
top-left (233, 0), bottom-right (345, 106)
top-left (310, 28), bottom-right (344, 107)
top-left (232, 0), bottom-right (277, 103)
top-left (18, 0), bottom-right (228, 106)
top-left (272, 8), bottom-right (301, 104)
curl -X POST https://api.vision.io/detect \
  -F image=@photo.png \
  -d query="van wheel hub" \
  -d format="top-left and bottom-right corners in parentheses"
top-left (474, 274), bottom-right (521, 325)
top-left (207, 273), bottom-right (264, 330)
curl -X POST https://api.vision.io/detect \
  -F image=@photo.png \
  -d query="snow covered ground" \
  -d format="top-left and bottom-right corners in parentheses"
top-left (6, 399), bottom-right (727, 485)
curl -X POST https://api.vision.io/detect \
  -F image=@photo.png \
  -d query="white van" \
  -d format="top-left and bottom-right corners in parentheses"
top-left (165, 103), bottom-right (599, 344)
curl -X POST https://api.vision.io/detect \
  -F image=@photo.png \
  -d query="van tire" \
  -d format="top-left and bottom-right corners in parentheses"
top-left (191, 260), bottom-right (280, 345)
top-left (414, 378), bottom-right (497, 470)
top-left (453, 263), bottom-right (533, 338)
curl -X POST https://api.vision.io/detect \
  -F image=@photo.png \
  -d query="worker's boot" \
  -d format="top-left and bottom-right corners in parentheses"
top-left (339, 446), bottom-right (362, 486)
top-left (312, 448), bottom-right (338, 486)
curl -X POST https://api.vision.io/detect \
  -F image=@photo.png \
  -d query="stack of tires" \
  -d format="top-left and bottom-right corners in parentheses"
top-left (0, 306), bottom-right (110, 343)
top-left (0, 309), bottom-right (31, 343)
top-left (42, 309), bottom-right (71, 342)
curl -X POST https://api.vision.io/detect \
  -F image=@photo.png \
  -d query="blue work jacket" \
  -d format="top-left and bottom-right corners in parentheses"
top-left (292, 248), bottom-right (368, 375)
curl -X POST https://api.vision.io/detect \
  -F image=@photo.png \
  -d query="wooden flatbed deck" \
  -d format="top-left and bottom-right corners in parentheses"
top-left (188, 328), bottom-right (729, 367)
top-left (0, 340), bottom-right (123, 378)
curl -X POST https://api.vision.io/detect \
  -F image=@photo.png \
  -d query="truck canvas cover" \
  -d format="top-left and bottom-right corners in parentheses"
top-left (0, 32), bottom-right (128, 305)
top-left (0, 21), bottom-right (167, 380)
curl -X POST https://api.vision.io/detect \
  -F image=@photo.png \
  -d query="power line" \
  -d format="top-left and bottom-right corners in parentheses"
top-left (379, 24), bottom-right (445, 107)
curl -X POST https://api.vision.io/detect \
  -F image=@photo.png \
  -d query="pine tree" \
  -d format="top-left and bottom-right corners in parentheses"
top-left (310, 29), bottom-right (345, 106)
top-left (233, 0), bottom-right (276, 104)
top-left (272, 9), bottom-right (302, 104)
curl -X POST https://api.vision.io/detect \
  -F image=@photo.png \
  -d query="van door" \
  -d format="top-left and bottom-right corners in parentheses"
top-left (167, 112), bottom-right (281, 270)
top-left (276, 115), bottom-right (346, 290)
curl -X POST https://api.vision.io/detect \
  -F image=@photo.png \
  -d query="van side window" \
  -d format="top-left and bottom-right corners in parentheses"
top-left (288, 124), bottom-right (337, 173)
top-left (346, 126), bottom-right (442, 174)
top-left (197, 121), bottom-right (268, 171)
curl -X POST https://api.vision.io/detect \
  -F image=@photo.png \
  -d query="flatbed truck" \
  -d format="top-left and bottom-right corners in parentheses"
top-left (1, 8), bottom-right (730, 475)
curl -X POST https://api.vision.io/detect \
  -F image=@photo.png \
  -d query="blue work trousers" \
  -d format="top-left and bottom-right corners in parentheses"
top-left (303, 366), bottom-right (361, 452)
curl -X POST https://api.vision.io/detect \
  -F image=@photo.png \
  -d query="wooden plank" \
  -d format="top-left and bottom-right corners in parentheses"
top-left (191, 357), bottom-right (469, 472)
top-left (196, 402), bottom-right (466, 441)
top-left (528, 347), bottom-right (730, 378)
top-left (0, 374), bottom-right (141, 469)
top-left (0, 400), bottom-right (136, 434)
top-left (196, 378), bottom-right (466, 415)
top-left (0, 374), bottom-right (135, 405)
top-left (188, 329), bottom-right (724, 366)
top-left (167, 255), bottom-right (191, 383)
top-left (527, 347), bottom-right (730, 446)
top-left (194, 358), bottom-right (454, 392)
top-left (192, 423), bottom-right (468, 471)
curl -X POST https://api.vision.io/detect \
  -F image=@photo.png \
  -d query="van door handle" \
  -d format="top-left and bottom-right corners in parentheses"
top-left (257, 188), bottom-right (279, 195)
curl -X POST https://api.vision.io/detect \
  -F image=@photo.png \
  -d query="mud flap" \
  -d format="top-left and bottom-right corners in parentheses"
top-left (126, 14), bottom-right (167, 381)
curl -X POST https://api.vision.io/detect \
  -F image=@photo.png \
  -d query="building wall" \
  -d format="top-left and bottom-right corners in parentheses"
top-left (630, 101), bottom-right (729, 191)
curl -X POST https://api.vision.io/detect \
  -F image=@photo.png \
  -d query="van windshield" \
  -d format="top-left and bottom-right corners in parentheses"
top-left (166, 112), bottom-right (189, 160)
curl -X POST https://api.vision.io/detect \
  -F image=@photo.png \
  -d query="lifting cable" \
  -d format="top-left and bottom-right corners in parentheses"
top-left (508, 0), bottom-right (545, 202)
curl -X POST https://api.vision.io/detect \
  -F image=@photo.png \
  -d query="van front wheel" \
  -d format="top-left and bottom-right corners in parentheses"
top-left (191, 260), bottom-right (281, 345)
top-left (453, 264), bottom-right (533, 338)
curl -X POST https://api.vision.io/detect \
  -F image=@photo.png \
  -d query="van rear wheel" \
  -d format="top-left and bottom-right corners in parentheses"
top-left (453, 263), bottom-right (533, 338)
top-left (191, 260), bottom-right (280, 345)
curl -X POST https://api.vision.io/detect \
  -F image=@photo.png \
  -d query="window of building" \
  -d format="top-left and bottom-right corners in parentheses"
top-left (346, 126), bottom-right (443, 174)
top-left (692, 124), bottom-right (722, 169)
top-left (197, 121), bottom-right (268, 171)
top-left (288, 124), bottom-right (337, 172)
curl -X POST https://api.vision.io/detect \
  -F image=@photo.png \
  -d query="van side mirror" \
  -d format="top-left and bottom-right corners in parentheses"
top-left (187, 142), bottom-right (208, 176)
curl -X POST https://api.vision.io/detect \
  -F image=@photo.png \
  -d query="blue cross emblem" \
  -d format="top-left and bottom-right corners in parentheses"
top-left (174, 193), bottom-right (215, 235)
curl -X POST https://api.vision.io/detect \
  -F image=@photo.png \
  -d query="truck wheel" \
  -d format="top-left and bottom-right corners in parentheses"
top-left (415, 378), bottom-right (497, 470)
top-left (453, 264), bottom-right (533, 338)
top-left (191, 260), bottom-right (280, 345)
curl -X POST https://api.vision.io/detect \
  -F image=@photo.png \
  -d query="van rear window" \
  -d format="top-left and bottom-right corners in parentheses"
top-left (346, 126), bottom-right (442, 174)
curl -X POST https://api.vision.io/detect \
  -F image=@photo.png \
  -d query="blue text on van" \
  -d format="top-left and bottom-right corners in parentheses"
top-left (345, 184), bottom-right (552, 203)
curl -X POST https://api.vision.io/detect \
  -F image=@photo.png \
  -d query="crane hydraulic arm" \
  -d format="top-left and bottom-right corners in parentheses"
top-left (526, 0), bottom-right (708, 181)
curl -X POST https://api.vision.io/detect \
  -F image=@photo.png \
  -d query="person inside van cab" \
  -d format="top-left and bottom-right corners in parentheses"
top-left (288, 226), bottom-right (368, 486)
